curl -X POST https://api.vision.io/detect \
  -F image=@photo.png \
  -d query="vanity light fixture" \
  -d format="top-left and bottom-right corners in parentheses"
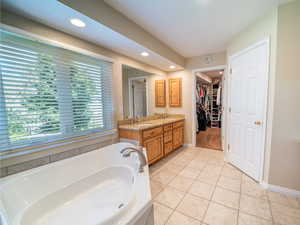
top-left (141, 52), bottom-right (149, 57)
top-left (169, 65), bottom-right (176, 69)
top-left (70, 18), bottom-right (86, 27)
top-left (219, 71), bottom-right (223, 74)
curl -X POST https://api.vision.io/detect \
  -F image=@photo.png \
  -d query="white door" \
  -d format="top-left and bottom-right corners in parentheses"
top-left (228, 40), bottom-right (269, 181)
top-left (132, 79), bottom-right (147, 118)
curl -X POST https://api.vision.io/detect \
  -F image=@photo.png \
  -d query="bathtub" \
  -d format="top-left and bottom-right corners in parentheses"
top-left (0, 142), bottom-right (153, 225)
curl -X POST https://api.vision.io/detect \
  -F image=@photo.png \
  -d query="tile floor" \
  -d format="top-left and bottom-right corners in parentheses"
top-left (149, 146), bottom-right (300, 225)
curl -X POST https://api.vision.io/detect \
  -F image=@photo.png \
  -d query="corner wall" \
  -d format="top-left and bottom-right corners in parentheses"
top-left (167, 52), bottom-right (227, 145)
top-left (269, 1), bottom-right (300, 191)
top-left (226, 7), bottom-right (278, 185)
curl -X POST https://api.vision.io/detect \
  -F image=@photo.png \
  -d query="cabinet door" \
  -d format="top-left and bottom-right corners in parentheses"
top-left (164, 142), bottom-right (173, 155)
top-left (169, 78), bottom-right (182, 107)
top-left (155, 80), bottom-right (166, 107)
top-left (173, 126), bottom-right (184, 149)
top-left (144, 135), bottom-right (164, 164)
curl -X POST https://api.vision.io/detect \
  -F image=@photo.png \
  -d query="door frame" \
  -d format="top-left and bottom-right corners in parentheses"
top-left (128, 76), bottom-right (149, 117)
top-left (191, 65), bottom-right (227, 148)
top-left (227, 38), bottom-right (270, 182)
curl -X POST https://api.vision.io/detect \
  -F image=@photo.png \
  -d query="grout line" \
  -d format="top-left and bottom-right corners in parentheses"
top-left (199, 161), bottom-right (224, 224)
top-left (236, 171), bottom-right (242, 225)
top-left (266, 190), bottom-right (276, 225)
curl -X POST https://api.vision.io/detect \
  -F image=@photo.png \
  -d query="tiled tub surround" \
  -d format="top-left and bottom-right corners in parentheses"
top-left (149, 147), bottom-right (300, 225)
top-left (0, 142), bottom-right (153, 225)
top-left (0, 135), bottom-right (118, 178)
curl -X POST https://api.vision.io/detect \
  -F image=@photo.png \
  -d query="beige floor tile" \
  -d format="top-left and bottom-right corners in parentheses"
top-left (268, 191), bottom-right (290, 206)
top-left (168, 175), bottom-right (194, 192)
top-left (149, 160), bottom-right (168, 174)
top-left (207, 158), bottom-right (225, 166)
top-left (171, 155), bottom-right (191, 166)
top-left (286, 196), bottom-right (300, 209)
top-left (217, 176), bottom-right (241, 192)
top-left (242, 173), bottom-right (257, 184)
top-left (271, 201), bottom-right (300, 225)
top-left (241, 181), bottom-right (267, 200)
top-left (212, 187), bottom-right (240, 209)
top-left (238, 212), bottom-right (273, 225)
top-left (202, 164), bottom-right (223, 175)
top-left (152, 170), bottom-right (177, 185)
top-left (182, 152), bottom-right (198, 160)
top-left (189, 181), bottom-right (215, 200)
top-left (240, 195), bottom-right (272, 220)
top-left (177, 194), bottom-right (209, 221)
top-left (179, 167), bottom-right (201, 179)
top-left (155, 186), bottom-right (185, 209)
top-left (197, 171), bottom-right (220, 185)
top-left (272, 214), bottom-right (300, 225)
top-left (184, 148), bottom-right (202, 155)
top-left (153, 202), bottom-right (173, 225)
top-left (166, 211), bottom-right (201, 225)
top-left (203, 202), bottom-right (238, 225)
top-left (187, 160), bottom-right (207, 170)
top-left (151, 179), bottom-right (165, 198)
top-left (164, 162), bottom-right (186, 174)
top-left (221, 167), bottom-right (242, 180)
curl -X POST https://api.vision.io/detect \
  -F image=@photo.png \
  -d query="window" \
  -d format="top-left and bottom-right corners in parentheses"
top-left (0, 30), bottom-right (113, 152)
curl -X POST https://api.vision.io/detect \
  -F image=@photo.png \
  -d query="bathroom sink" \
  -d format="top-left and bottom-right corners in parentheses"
top-left (22, 166), bottom-right (135, 225)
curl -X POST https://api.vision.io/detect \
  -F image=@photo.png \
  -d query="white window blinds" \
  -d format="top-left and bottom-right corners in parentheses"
top-left (0, 30), bottom-right (114, 152)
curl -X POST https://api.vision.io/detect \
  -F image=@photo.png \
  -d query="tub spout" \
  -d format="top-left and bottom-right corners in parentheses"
top-left (121, 146), bottom-right (147, 173)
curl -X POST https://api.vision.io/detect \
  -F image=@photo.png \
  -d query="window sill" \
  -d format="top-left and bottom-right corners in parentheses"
top-left (0, 129), bottom-right (118, 167)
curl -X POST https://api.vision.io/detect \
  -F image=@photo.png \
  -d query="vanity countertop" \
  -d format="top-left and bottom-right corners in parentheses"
top-left (118, 117), bottom-right (184, 131)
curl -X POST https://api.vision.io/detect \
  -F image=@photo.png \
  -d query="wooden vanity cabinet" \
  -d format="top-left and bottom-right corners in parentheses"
top-left (143, 135), bottom-right (164, 165)
top-left (169, 78), bottom-right (182, 107)
top-left (118, 119), bottom-right (184, 165)
top-left (173, 126), bottom-right (184, 149)
top-left (172, 121), bottom-right (184, 150)
top-left (155, 80), bottom-right (166, 107)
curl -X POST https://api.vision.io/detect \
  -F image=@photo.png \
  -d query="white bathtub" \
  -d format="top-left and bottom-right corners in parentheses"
top-left (0, 143), bottom-right (153, 225)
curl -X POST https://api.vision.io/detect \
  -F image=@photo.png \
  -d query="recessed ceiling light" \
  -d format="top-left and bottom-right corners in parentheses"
top-left (169, 65), bottom-right (176, 69)
top-left (141, 52), bottom-right (149, 57)
top-left (219, 71), bottom-right (223, 74)
top-left (70, 18), bottom-right (86, 27)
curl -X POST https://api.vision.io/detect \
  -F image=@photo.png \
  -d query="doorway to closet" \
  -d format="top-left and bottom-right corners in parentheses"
top-left (195, 69), bottom-right (224, 151)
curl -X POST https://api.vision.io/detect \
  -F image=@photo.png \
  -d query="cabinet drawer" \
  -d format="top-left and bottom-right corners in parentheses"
top-left (164, 131), bottom-right (172, 143)
top-left (163, 124), bottom-right (172, 131)
top-left (173, 120), bottom-right (184, 128)
top-left (164, 142), bottom-right (173, 155)
top-left (143, 126), bottom-right (163, 140)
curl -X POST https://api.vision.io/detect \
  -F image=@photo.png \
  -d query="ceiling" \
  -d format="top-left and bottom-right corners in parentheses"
top-left (123, 65), bottom-right (152, 77)
top-left (2, 0), bottom-right (182, 72)
top-left (202, 70), bottom-right (224, 78)
top-left (106, 0), bottom-right (287, 57)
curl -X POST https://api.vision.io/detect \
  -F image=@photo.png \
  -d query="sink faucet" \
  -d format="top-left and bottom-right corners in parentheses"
top-left (121, 146), bottom-right (147, 173)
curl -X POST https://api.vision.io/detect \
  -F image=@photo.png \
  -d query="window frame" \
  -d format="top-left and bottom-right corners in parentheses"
top-left (0, 25), bottom-right (115, 154)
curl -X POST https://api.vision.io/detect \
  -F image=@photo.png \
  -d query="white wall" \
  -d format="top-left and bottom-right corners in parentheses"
top-left (269, 1), bottom-right (300, 191)
top-left (167, 52), bottom-right (227, 144)
top-left (227, 7), bottom-right (278, 185)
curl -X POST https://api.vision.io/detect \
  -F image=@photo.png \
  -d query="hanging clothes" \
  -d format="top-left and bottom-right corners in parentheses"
top-left (197, 108), bottom-right (207, 131)
top-left (216, 86), bottom-right (221, 105)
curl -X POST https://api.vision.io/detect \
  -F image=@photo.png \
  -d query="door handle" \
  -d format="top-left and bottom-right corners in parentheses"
top-left (254, 121), bottom-right (262, 126)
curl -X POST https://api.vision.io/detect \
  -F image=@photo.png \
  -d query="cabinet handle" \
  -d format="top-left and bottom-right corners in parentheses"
top-left (254, 121), bottom-right (262, 126)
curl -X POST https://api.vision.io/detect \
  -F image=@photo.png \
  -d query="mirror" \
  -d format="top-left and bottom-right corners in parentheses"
top-left (122, 65), bottom-right (152, 119)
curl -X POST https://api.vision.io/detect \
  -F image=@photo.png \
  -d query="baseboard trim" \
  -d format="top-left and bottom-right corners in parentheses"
top-left (183, 144), bottom-right (193, 148)
top-left (261, 182), bottom-right (300, 198)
